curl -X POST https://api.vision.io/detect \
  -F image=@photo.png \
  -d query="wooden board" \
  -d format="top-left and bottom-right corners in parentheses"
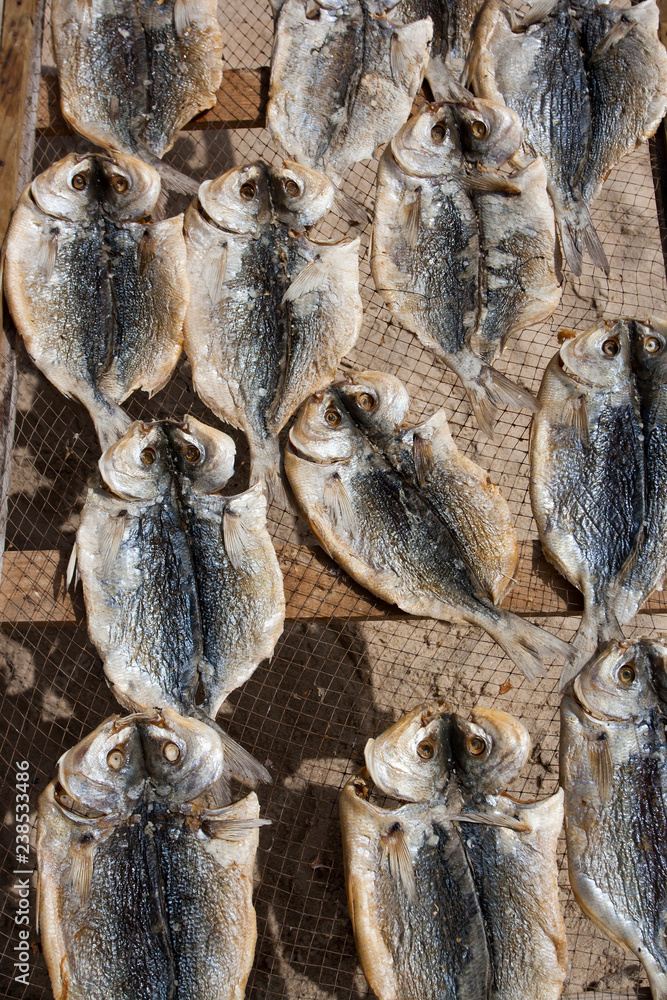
top-left (2, 540), bottom-right (666, 628)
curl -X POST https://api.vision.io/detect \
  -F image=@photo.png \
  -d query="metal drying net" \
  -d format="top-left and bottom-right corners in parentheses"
top-left (1, 0), bottom-right (667, 994)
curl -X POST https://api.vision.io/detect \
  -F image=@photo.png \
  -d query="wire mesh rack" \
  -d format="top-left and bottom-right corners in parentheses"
top-left (1, 0), bottom-right (667, 996)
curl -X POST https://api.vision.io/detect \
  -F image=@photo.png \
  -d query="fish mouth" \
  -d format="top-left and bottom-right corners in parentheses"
top-left (285, 430), bottom-right (349, 466)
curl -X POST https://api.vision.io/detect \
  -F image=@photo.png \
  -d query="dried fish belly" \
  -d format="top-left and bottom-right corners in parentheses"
top-left (184, 161), bottom-right (362, 497)
top-left (561, 638), bottom-right (667, 1000)
top-left (286, 389), bottom-right (573, 678)
top-left (372, 100), bottom-right (550, 434)
top-left (3, 153), bottom-right (187, 450)
top-left (530, 321), bottom-right (644, 679)
top-left (52, 0), bottom-right (223, 157)
top-left (38, 708), bottom-right (267, 1000)
top-left (335, 369), bottom-right (518, 602)
top-left (76, 419), bottom-right (284, 742)
top-left (267, 0), bottom-right (432, 185)
top-left (452, 708), bottom-right (567, 1000)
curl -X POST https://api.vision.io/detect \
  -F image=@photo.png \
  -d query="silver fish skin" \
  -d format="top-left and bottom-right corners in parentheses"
top-left (530, 321), bottom-right (644, 681)
top-left (610, 320), bottom-right (667, 625)
top-left (37, 708), bottom-right (266, 1000)
top-left (340, 768), bottom-right (491, 1000)
top-left (52, 0), bottom-right (223, 157)
top-left (580, 0), bottom-right (667, 207)
top-left (164, 416), bottom-right (286, 717)
top-left (76, 422), bottom-right (203, 715)
top-left (336, 369), bottom-right (519, 602)
top-left (286, 389), bottom-right (574, 678)
top-left (560, 638), bottom-right (667, 1000)
top-left (3, 152), bottom-right (187, 451)
top-left (267, 0), bottom-right (432, 185)
top-left (470, 156), bottom-right (561, 367)
top-left (470, 0), bottom-right (608, 276)
top-left (183, 161), bottom-right (362, 500)
top-left (372, 101), bottom-right (538, 436)
top-left (453, 707), bottom-right (568, 1000)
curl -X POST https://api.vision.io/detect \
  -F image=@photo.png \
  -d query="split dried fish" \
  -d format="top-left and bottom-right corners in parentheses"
top-left (37, 708), bottom-right (267, 1000)
top-left (286, 389), bottom-right (574, 678)
top-left (561, 638), bottom-right (667, 1000)
top-left (52, 0), bottom-right (223, 158)
top-left (335, 369), bottom-right (518, 602)
top-left (530, 321), bottom-right (644, 682)
top-left (184, 160), bottom-right (362, 499)
top-left (3, 152), bottom-right (187, 450)
top-left (267, 0), bottom-right (433, 187)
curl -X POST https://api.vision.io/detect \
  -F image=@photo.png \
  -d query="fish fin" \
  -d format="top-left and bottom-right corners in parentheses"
top-left (332, 188), bottom-right (370, 225)
top-left (587, 731), bottom-right (613, 801)
top-left (66, 542), bottom-right (79, 590)
top-left (520, 0), bottom-right (558, 28)
top-left (223, 507), bottom-right (255, 571)
top-left (558, 205), bottom-right (609, 277)
top-left (201, 243), bottom-right (227, 298)
top-left (412, 432), bottom-right (435, 486)
top-left (100, 511), bottom-right (127, 578)
top-left (36, 231), bottom-right (57, 280)
top-left (401, 189), bottom-right (421, 249)
top-left (135, 143), bottom-right (199, 196)
top-left (486, 612), bottom-right (574, 680)
top-left (560, 393), bottom-right (589, 445)
top-left (93, 405), bottom-right (133, 453)
top-left (204, 816), bottom-right (272, 841)
top-left (389, 21), bottom-right (432, 89)
top-left (380, 824), bottom-right (417, 904)
top-left (462, 366), bottom-right (538, 438)
top-left (248, 436), bottom-right (291, 509)
top-left (70, 845), bottom-right (94, 904)
top-left (323, 473), bottom-right (357, 536)
top-left (453, 809), bottom-right (531, 832)
top-left (281, 255), bottom-right (331, 305)
top-left (196, 712), bottom-right (272, 786)
top-left (559, 611), bottom-right (600, 690)
top-left (590, 17), bottom-right (635, 61)
top-left (465, 169), bottom-right (521, 196)
top-left (173, 0), bottom-right (191, 36)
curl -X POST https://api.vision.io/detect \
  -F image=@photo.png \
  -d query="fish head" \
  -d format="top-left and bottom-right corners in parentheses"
top-left (198, 162), bottom-right (272, 235)
top-left (270, 162), bottom-right (334, 228)
top-left (450, 97), bottom-right (522, 168)
top-left (98, 152), bottom-right (161, 221)
top-left (55, 712), bottom-right (152, 820)
top-left (99, 421), bottom-right (172, 501)
top-left (164, 416), bottom-right (236, 494)
top-left (559, 320), bottom-right (631, 388)
top-left (631, 318), bottom-right (667, 381)
top-left (450, 707), bottom-right (530, 796)
top-left (138, 709), bottom-right (224, 804)
top-left (364, 701), bottom-right (452, 802)
top-left (335, 370), bottom-right (410, 432)
top-left (30, 153), bottom-right (105, 222)
top-left (391, 103), bottom-right (461, 177)
top-left (572, 639), bottom-right (665, 722)
top-left (288, 389), bottom-right (361, 462)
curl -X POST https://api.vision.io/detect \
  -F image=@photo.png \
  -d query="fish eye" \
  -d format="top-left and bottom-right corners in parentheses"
top-left (466, 735), bottom-right (487, 757)
top-left (618, 662), bottom-right (636, 685)
top-left (470, 119), bottom-right (488, 139)
top-left (283, 178), bottom-right (301, 197)
top-left (185, 444), bottom-right (201, 463)
top-left (111, 174), bottom-right (129, 193)
top-left (71, 172), bottom-right (87, 190)
top-left (240, 181), bottom-right (256, 201)
top-left (645, 336), bottom-right (662, 354)
top-left (357, 392), bottom-right (376, 411)
top-left (431, 123), bottom-right (447, 143)
top-left (417, 739), bottom-right (435, 759)
top-left (163, 741), bottom-right (181, 763)
top-left (324, 407), bottom-right (342, 426)
top-left (140, 446), bottom-right (157, 466)
top-left (602, 338), bottom-right (620, 357)
top-left (107, 748), bottom-right (124, 770)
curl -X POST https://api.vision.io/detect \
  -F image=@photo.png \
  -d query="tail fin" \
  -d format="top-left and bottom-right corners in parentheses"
top-left (92, 398), bottom-right (133, 452)
top-left (461, 364), bottom-right (538, 438)
top-left (557, 199), bottom-right (609, 277)
top-left (194, 707), bottom-right (272, 786)
top-left (248, 435), bottom-right (291, 509)
top-left (479, 609), bottom-right (574, 681)
top-left (558, 602), bottom-right (623, 691)
top-left (137, 143), bottom-right (200, 197)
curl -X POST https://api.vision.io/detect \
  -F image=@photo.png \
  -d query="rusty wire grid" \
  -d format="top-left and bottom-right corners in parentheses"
top-left (2, 0), bottom-right (667, 995)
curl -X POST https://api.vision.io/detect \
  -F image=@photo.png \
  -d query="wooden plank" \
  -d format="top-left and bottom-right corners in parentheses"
top-left (2, 541), bottom-right (666, 628)
top-left (36, 66), bottom-right (269, 137)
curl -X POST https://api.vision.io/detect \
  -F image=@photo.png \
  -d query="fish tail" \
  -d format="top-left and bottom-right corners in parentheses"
top-left (249, 435), bottom-right (291, 509)
top-left (559, 605), bottom-right (607, 691)
top-left (461, 365), bottom-right (539, 438)
top-left (482, 610), bottom-right (574, 681)
top-left (136, 143), bottom-right (199, 197)
top-left (557, 200), bottom-right (610, 277)
top-left (193, 707), bottom-right (272, 786)
top-left (92, 399), bottom-right (133, 452)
